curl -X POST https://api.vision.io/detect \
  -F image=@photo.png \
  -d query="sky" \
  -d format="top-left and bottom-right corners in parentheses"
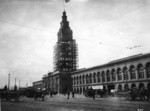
top-left (0, 0), bottom-right (150, 88)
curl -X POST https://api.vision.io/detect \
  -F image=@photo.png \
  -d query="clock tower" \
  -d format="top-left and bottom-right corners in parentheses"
top-left (52, 11), bottom-right (78, 93)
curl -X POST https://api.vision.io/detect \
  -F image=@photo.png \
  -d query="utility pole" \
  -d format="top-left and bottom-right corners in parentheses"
top-left (8, 73), bottom-right (10, 91)
top-left (19, 80), bottom-right (20, 90)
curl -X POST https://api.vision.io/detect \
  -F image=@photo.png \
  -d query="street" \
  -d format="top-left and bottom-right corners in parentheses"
top-left (1, 94), bottom-right (150, 111)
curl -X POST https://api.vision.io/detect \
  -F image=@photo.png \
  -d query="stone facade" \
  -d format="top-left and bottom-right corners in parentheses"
top-left (33, 80), bottom-right (43, 90)
top-left (42, 71), bottom-right (72, 93)
top-left (72, 53), bottom-right (150, 94)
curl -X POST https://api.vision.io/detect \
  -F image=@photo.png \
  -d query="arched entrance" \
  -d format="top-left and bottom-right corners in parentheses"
top-left (139, 83), bottom-right (145, 90)
top-left (107, 85), bottom-right (115, 92)
top-left (83, 87), bottom-right (85, 94)
top-left (74, 88), bottom-right (76, 93)
top-left (124, 84), bottom-right (129, 91)
top-left (118, 84), bottom-right (122, 91)
top-left (131, 83), bottom-right (136, 89)
top-left (86, 87), bottom-right (88, 92)
top-left (77, 87), bottom-right (79, 94)
top-left (80, 87), bottom-right (82, 94)
top-left (103, 85), bottom-right (106, 90)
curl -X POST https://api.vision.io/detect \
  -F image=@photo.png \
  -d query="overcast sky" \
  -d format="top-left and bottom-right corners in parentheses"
top-left (0, 0), bottom-right (150, 88)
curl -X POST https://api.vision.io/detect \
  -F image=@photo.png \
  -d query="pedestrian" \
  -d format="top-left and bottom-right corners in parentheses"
top-left (67, 91), bottom-right (70, 99)
top-left (72, 91), bottom-right (74, 98)
top-left (41, 89), bottom-right (45, 101)
top-left (92, 90), bottom-right (95, 100)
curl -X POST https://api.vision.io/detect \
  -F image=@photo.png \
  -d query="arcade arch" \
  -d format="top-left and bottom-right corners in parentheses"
top-left (130, 65), bottom-right (136, 79)
top-left (137, 64), bottom-right (144, 79)
top-left (146, 62), bottom-right (150, 78)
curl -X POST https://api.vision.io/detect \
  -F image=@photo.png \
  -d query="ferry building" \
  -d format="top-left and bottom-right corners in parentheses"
top-left (71, 53), bottom-right (150, 94)
top-left (33, 11), bottom-right (150, 94)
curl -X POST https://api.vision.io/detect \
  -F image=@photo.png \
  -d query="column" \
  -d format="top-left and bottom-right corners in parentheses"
top-left (116, 72), bottom-right (118, 82)
top-left (85, 76), bottom-right (87, 85)
top-left (105, 73), bottom-right (107, 83)
top-left (144, 68), bottom-right (147, 79)
top-left (91, 74), bottom-right (94, 84)
top-left (128, 69), bottom-right (131, 81)
top-left (110, 73), bottom-right (112, 82)
top-left (135, 69), bottom-right (139, 80)
top-left (121, 71), bottom-right (124, 82)
top-left (100, 73), bottom-right (102, 84)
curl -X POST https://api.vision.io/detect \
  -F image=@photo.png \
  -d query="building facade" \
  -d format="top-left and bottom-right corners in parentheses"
top-left (72, 53), bottom-right (150, 94)
top-left (33, 80), bottom-right (43, 90)
top-left (53, 11), bottom-right (78, 72)
top-left (33, 11), bottom-right (150, 95)
top-left (42, 11), bottom-right (78, 93)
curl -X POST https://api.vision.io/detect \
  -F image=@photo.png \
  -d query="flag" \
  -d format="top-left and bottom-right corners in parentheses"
top-left (65, 0), bottom-right (70, 3)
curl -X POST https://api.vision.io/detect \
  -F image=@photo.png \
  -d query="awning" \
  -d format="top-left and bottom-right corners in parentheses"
top-left (92, 85), bottom-right (103, 89)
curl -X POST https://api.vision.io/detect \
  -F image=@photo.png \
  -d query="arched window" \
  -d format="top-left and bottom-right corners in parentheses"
top-left (86, 74), bottom-right (89, 84)
top-left (93, 73), bottom-right (96, 83)
top-left (77, 88), bottom-right (79, 94)
top-left (73, 77), bottom-right (75, 85)
top-left (79, 76), bottom-right (82, 84)
top-left (123, 67), bottom-right (128, 80)
top-left (146, 62), bottom-right (150, 78)
top-left (102, 71), bottom-right (105, 82)
top-left (106, 70), bottom-right (110, 82)
top-left (130, 65), bottom-right (136, 79)
top-left (77, 76), bottom-right (78, 85)
top-left (112, 69), bottom-right (116, 81)
top-left (118, 84), bottom-right (122, 91)
top-left (89, 74), bottom-right (92, 84)
top-left (131, 83), bottom-right (136, 89)
top-left (137, 64), bottom-right (144, 79)
top-left (75, 77), bottom-right (77, 85)
top-left (139, 83), bottom-right (145, 90)
top-left (97, 72), bottom-right (100, 83)
top-left (82, 75), bottom-right (85, 84)
top-left (117, 68), bottom-right (122, 81)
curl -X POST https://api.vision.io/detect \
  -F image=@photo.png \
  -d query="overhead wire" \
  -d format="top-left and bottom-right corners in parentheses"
top-left (73, 2), bottom-right (150, 49)
top-left (0, 1), bottom-right (148, 50)
top-left (74, 2), bottom-right (150, 37)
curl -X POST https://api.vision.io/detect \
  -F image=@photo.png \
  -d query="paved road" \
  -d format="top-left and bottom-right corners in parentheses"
top-left (1, 94), bottom-right (150, 111)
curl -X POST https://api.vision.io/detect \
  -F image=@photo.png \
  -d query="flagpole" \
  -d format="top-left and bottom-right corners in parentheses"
top-left (62, 0), bottom-right (65, 11)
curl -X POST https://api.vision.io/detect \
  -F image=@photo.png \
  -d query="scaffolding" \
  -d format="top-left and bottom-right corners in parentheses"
top-left (53, 39), bottom-right (78, 72)
top-left (53, 11), bottom-right (78, 73)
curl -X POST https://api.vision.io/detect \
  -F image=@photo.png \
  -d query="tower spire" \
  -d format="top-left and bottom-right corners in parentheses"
top-left (62, 10), bottom-right (67, 21)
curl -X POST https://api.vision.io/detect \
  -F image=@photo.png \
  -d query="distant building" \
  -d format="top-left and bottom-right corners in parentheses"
top-left (42, 72), bottom-right (53, 91)
top-left (71, 53), bottom-right (150, 94)
top-left (33, 80), bottom-right (43, 90)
